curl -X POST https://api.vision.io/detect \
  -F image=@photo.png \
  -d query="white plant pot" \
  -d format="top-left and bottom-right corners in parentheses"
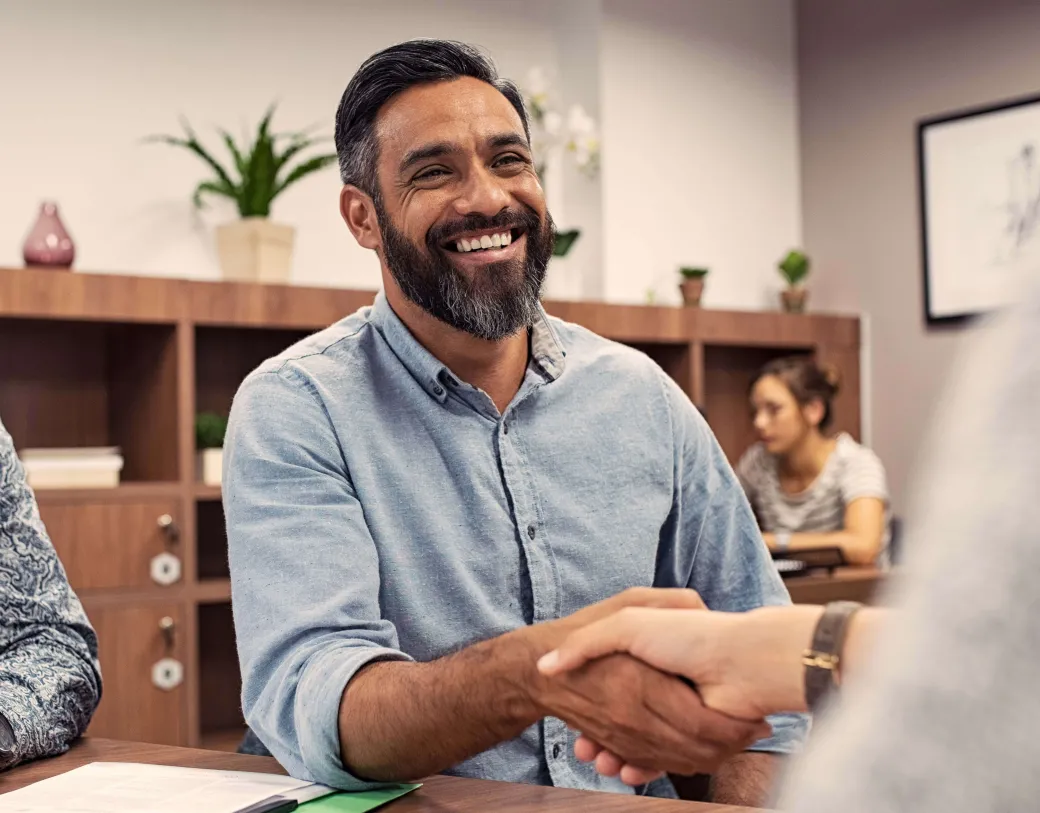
top-left (216, 218), bottom-right (295, 283)
top-left (196, 448), bottom-right (223, 486)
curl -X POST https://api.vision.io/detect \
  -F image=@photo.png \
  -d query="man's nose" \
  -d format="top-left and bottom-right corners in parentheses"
top-left (453, 166), bottom-right (510, 217)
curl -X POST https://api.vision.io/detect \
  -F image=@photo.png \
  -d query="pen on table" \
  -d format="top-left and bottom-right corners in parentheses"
top-left (237, 796), bottom-right (299, 813)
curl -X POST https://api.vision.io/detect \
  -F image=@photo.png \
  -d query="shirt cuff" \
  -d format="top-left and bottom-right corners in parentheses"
top-left (295, 644), bottom-right (414, 790)
top-left (747, 712), bottom-right (811, 755)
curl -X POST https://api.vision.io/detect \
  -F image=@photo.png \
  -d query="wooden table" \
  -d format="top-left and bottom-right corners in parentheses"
top-left (0, 739), bottom-right (759, 811)
top-left (784, 566), bottom-right (886, 605)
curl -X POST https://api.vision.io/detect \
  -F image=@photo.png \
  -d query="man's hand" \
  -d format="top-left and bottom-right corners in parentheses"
top-left (337, 587), bottom-right (716, 782)
top-left (529, 653), bottom-right (771, 777)
top-left (538, 605), bottom-right (823, 721)
top-left (523, 587), bottom-right (707, 657)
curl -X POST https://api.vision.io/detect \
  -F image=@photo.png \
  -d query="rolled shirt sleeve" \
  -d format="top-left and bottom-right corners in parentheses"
top-left (225, 365), bottom-right (412, 790)
top-left (660, 373), bottom-right (810, 755)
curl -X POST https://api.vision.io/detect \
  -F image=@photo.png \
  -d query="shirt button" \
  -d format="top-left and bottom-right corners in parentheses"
top-left (527, 525), bottom-right (536, 540)
top-left (433, 385), bottom-right (444, 397)
top-left (503, 422), bottom-right (509, 435)
top-left (552, 743), bottom-right (563, 759)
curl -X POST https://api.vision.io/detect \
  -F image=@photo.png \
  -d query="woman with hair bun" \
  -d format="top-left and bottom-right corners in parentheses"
top-left (736, 356), bottom-right (889, 566)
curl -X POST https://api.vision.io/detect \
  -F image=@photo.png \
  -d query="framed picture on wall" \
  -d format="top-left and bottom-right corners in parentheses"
top-left (917, 92), bottom-right (1040, 324)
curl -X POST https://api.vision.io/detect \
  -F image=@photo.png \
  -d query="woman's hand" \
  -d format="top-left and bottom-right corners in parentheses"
top-left (538, 605), bottom-right (823, 721)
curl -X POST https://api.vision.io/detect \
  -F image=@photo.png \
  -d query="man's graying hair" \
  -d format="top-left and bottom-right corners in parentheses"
top-left (334, 39), bottom-right (531, 202)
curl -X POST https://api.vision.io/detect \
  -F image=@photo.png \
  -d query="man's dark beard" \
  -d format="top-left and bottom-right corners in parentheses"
top-left (377, 203), bottom-right (554, 341)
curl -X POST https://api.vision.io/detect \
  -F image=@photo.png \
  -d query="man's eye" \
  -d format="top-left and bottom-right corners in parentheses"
top-left (495, 154), bottom-right (526, 167)
top-left (415, 167), bottom-right (449, 181)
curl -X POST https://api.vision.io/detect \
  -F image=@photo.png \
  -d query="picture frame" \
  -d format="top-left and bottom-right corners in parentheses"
top-left (917, 92), bottom-right (1040, 324)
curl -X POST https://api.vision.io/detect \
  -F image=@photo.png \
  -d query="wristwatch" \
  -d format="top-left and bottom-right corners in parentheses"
top-left (803, 601), bottom-right (862, 712)
top-left (775, 531), bottom-right (791, 553)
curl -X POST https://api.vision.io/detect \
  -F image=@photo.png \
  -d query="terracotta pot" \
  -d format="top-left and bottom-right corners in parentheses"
top-left (781, 286), bottom-right (809, 313)
top-left (679, 278), bottom-right (705, 307)
top-left (216, 218), bottom-right (295, 283)
top-left (23, 201), bottom-right (75, 268)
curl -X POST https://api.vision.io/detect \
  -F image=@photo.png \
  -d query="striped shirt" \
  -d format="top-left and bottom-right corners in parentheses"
top-left (736, 434), bottom-right (889, 562)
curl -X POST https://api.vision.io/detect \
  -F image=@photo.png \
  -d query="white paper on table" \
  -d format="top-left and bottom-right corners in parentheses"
top-left (0, 761), bottom-right (334, 813)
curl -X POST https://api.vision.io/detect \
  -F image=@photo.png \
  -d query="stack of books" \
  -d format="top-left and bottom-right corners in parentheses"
top-left (19, 447), bottom-right (124, 489)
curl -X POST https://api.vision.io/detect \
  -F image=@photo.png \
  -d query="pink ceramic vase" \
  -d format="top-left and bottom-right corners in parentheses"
top-left (23, 202), bottom-right (75, 268)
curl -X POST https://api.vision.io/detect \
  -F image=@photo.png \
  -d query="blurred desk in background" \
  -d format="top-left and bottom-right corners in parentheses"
top-left (785, 566), bottom-right (887, 605)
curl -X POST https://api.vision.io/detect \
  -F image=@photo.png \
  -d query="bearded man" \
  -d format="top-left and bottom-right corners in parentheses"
top-left (225, 39), bottom-right (806, 805)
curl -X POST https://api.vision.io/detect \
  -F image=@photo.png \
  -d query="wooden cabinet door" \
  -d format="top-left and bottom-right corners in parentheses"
top-left (82, 602), bottom-right (187, 745)
top-left (38, 500), bottom-right (182, 591)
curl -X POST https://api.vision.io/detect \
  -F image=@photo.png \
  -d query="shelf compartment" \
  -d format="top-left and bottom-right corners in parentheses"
top-left (1, 319), bottom-right (179, 482)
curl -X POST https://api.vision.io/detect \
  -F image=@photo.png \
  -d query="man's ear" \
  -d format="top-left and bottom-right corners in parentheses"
top-left (340, 185), bottom-right (381, 251)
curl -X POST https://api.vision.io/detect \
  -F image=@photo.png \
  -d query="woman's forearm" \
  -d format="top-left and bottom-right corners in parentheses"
top-left (764, 531), bottom-right (880, 566)
top-left (731, 606), bottom-right (886, 714)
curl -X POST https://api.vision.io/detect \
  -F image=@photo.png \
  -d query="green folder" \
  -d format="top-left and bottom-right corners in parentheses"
top-left (297, 784), bottom-right (421, 812)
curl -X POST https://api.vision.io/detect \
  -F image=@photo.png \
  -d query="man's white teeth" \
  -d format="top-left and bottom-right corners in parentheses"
top-left (454, 232), bottom-right (513, 252)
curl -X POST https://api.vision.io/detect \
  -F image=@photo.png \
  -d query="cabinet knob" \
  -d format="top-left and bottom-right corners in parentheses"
top-left (150, 552), bottom-right (181, 586)
top-left (157, 513), bottom-right (179, 543)
top-left (152, 658), bottom-right (184, 691)
top-left (158, 616), bottom-right (176, 649)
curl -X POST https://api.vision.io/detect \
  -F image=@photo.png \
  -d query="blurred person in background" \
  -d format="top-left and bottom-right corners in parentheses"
top-left (541, 280), bottom-right (1040, 812)
top-left (0, 415), bottom-right (101, 770)
top-left (737, 357), bottom-right (889, 566)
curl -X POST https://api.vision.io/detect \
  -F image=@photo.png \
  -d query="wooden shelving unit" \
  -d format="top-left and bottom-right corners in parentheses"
top-left (0, 267), bottom-right (861, 751)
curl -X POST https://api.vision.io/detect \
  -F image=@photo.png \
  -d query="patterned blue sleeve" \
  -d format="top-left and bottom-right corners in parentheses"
top-left (0, 415), bottom-right (101, 770)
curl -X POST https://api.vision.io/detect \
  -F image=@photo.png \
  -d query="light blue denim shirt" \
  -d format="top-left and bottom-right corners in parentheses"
top-left (225, 292), bottom-right (807, 798)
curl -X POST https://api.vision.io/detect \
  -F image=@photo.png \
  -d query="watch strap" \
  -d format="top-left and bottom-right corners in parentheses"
top-left (803, 601), bottom-right (862, 712)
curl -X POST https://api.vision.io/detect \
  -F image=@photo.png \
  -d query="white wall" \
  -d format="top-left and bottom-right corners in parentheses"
top-left (0, 0), bottom-right (801, 308)
top-left (0, 0), bottom-right (560, 290)
top-left (798, 0), bottom-right (1040, 511)
top-left (600, 0), bottom-right (802, 307)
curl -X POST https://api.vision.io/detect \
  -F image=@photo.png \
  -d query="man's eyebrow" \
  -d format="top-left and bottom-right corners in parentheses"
top-left (487, 132), bottom-right (530, 151)
top-left (399, 142), bottom-right (456, 174)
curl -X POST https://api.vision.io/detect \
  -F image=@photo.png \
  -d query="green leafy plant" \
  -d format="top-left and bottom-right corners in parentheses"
top-left (148, 105), bottom-right (338, 217)
top-left (553, 229), bottom-right (581, 257)
top-left (195, 412), bottom-right (229, 450)
top-left (679, 266), bottom-right (710, 280)
top-left (778, 250), bottom-right (810, 287)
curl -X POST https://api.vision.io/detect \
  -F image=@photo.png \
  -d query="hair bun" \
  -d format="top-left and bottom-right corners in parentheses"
top-left (820, 363), bottom-right (842, 394)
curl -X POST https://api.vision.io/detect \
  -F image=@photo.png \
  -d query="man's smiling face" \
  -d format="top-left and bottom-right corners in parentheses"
top-left (369, 76), bottom-right (555, 340)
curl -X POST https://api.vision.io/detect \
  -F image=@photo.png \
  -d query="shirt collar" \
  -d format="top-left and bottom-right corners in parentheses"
top-left (370, 291), bottom-right (566, 403)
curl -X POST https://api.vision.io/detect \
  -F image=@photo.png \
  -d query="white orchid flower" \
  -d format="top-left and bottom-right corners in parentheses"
top-left (542, 110), bottom-right (564, 137)
top-left (566, 104), bottom-right (596, 136)
top-left (525, 66), bottom-right (550, 97)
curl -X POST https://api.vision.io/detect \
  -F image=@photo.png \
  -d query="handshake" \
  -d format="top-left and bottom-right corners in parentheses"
top-left (525, 588), bottom-right (818, 787)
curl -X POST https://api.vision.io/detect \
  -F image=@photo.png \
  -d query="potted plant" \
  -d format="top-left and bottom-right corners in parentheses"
top-left (195, 412), bottom-right (228, 487)
top-left (150, 105), bottom-right (337, 283)
top-left (778, 249), bottom-right (811, 313)
top-left (678, 267), bottom-right (709, 307)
